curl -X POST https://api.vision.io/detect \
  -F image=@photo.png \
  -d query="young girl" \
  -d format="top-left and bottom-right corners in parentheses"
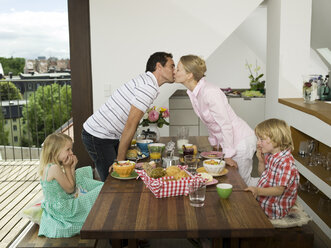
top-left (38, 133), bottom-right (103, 238)
top-left (245, 119), bottom-right (299, 219)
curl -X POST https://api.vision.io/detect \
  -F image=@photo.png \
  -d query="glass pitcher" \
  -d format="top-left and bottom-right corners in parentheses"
top-left (177, 127), bottom-right (189, 151)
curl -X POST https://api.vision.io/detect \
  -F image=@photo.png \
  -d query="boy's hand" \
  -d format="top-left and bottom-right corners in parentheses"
top-left (256, 146), bottom-right (264, 162)
top-left (245, 186), bottom-right (258, 198)
top-left (224, 157), bottom-right (238, 168)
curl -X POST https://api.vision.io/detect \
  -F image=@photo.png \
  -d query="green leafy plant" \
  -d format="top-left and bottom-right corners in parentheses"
top-left (245, 60), bottom-right (265, 93)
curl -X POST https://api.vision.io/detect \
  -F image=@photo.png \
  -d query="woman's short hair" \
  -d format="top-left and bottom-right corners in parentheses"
top-left (180, 55), bottom-right (206, 81)
top-left (255, 118), bottom-right (294, 151)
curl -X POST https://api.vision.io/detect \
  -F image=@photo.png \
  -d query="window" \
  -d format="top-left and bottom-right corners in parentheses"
top-left (13, 125), bottom-right (17, 131)
top-left (14, 136), bottom-right (18, 142)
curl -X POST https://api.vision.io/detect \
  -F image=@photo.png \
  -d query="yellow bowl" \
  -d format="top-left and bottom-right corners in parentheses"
top-left (113, 161), bottom-right (135, 177)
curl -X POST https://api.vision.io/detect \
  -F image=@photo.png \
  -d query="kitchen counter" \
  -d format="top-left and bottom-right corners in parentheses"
top-left (170, 89), bottom-right (265, 98)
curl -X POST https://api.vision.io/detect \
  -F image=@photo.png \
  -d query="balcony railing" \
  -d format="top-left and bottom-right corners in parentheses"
top-left (0, 78), bottom-right (72, 161)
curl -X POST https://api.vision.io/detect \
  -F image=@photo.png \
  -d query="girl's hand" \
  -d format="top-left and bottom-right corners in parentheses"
top-left (245, 187), bottom-right (258, 198)
top-left (62, 155), bottom-right (73, 168)
top-left (224, 157), bottom-right (238, 168)
top-left (71, 155), bottom-right (78, 173)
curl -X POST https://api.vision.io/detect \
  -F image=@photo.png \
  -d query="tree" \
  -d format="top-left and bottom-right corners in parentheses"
top-left (0, 57), bottom-right (25, 76)
top-left (0, 110), bottom-right (9, 145)
top-left (0, 81), bottom-right (23, 100)
top-left (22, 83), bottom-right (72, 147)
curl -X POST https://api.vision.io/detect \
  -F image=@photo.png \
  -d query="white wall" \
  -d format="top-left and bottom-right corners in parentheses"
top-left (89, 0), bottom-right (263, 136)
top-left (265, 0), bottom-right (331, 147)
top-left (205, 6), bottom-right (266, 89)
top-left (89, 0), bottom-right (264, 110)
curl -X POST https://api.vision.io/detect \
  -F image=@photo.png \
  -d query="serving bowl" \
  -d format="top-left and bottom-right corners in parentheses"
top-left (113, 160), bottom-right (135, 177)
top-left (203, 159), bottom-right (225, 175)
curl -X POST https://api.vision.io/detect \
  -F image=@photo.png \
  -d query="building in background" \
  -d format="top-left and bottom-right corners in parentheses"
top-left (24, 57), bottom-right (70, 74)
top-left (1, 100), bottom-right (27, 146)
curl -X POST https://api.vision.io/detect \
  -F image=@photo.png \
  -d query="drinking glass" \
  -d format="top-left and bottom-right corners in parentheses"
top-left (307, 154), bottom-right (317, 167)
top-left (183, 144), bottom-right (194, 156)
top-left (298, 141), bottom-right (308, 157)
top-left (327, 152), bottom-right (331, 171)
top-left (188, 182), bottom-right (206, 207)
top-left (148, 144), bottom-right (162, 164)
top-left (184, 155), bottom-right (198, 174)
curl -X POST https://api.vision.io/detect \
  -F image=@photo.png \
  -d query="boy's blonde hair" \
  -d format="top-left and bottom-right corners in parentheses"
top-left (255, 118), bottom-right (294, 151)
top-left (180, 55), bottom-right (207, 82)
top-left (39, 133), bottom-right (73, 177)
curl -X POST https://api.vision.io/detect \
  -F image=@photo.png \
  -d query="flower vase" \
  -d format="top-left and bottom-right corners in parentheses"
top-left (148, 123), bottom-right (160, 142)
top-left (303, 75), bottom-right (318, 104)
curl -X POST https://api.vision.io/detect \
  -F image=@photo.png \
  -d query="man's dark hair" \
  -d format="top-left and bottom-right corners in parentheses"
top-left (145, 52), bottom-right (173, 72)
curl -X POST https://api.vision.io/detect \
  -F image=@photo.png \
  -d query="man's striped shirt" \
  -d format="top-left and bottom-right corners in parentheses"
top-left (83, 71), bottom-right (159, 139)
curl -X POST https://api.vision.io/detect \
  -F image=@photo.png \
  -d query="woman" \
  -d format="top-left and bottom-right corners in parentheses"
top-left (174, 55), bottom-right (258, 186)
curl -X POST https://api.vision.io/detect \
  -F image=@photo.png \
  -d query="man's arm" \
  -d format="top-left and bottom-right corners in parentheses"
top-left (116, 105), bottom-right (144, 161)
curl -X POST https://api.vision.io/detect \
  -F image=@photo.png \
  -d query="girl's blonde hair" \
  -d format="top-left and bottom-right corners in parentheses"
top-left (255, 118), bottom-right (294, 151)
top-left (180, 55), bottom-right (207, 82)
top-left (39, 133), bottom-right (73, 177)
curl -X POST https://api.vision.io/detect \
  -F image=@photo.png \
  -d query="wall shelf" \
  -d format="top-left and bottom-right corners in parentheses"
top-left (279, 98), bottom-right (331, 125)
top-left (290, 126), bottom-right (331, 238)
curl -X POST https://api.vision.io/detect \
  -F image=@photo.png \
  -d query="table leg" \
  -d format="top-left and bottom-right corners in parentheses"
top-left (128, 239), bottom-right (138, 248)
top-left (212, 238), bottom-right (223, 248)
top-left (110, 239), bottom-right (121, 248)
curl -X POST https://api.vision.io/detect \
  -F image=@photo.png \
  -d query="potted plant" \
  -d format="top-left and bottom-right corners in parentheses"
top-left (245, 60), bottom-right (265, 94)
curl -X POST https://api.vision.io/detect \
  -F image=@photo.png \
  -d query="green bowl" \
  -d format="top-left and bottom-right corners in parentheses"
top-left (216, 183), bottom-right (233, 199)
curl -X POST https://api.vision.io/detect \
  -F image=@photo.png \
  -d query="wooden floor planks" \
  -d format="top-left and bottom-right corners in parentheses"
top-left (0, 160), bottom-right (42, 248)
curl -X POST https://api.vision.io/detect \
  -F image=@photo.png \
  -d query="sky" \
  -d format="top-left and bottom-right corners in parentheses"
top-left (0, 0), bottom-right (69, 59)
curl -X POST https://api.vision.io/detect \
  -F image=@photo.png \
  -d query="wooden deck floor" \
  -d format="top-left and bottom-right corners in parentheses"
top-left (0, 160), bottom-right (42, 248)
top-left (1, 160), bottom-right (329, 248)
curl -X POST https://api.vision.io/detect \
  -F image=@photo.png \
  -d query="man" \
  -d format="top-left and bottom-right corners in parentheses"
top-left (82, 52), bottom-right (175, 181)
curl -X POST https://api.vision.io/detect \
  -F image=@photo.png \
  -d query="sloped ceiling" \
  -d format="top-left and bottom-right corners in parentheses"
top-left (311, 0), bottom-right (331, 69)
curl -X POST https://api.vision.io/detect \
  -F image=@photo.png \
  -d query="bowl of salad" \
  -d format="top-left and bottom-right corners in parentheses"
top-left (203, 159), bottom-right (225, 175)
top-left (112, 160), bottom-right (136, 177)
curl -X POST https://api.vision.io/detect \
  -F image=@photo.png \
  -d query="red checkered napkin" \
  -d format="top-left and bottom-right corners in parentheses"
top-left (136, 167), bottom-right (204, 198)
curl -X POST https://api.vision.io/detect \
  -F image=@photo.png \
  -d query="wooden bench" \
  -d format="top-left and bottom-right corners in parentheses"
top-left (239, 224), bottom-right (314, 248)
top-left (17, 223), bottom-right (97, 248)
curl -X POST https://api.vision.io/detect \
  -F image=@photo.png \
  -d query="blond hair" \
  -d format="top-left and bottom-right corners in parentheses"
top-left (180, 55), bottom-right (206, 81)
top-left (255, 118), bottom-right (294, 151)
top-left (39, 133), bottom-right (73, 177)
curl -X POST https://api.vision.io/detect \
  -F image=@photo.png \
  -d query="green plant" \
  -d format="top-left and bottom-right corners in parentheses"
top-left (245, 60), bottom-right (265, 93)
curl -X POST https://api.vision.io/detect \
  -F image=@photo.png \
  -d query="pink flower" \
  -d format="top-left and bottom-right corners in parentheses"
top-left (148, 110), bottom-right (159, 122)
top-left (162, 109), bottom-right (169, 118)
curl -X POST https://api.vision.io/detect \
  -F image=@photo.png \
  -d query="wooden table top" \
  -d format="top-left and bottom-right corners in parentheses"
top-left (81, 136), bottom-right (274, 240)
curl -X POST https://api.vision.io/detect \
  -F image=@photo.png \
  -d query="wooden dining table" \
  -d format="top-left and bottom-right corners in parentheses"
top-left (81, 136), bottom-right (274, 247)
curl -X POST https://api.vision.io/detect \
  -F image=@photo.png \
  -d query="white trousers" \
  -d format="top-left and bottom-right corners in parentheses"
top-left (232, 134), bottom-right (259, 187)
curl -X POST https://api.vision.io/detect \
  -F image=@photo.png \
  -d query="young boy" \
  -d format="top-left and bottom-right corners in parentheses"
top-left (245, 118), bottom-right (299, 219)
